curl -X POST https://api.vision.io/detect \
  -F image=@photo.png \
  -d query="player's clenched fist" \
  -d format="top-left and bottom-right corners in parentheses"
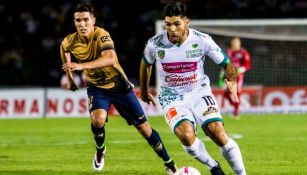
top-left (62, 62), bottom-right (83, 71)
top-left (140, 92), bottom-right (156, 106)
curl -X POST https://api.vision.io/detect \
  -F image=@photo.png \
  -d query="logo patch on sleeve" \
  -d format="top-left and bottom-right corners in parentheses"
top-left (100, 36), bottom-right (111, 42)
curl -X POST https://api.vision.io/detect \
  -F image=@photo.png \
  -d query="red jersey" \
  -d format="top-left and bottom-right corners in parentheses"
top-left (226, 48), bottom-right (251, 75)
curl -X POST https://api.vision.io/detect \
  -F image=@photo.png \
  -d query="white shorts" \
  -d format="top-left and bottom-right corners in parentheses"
top-left (164, 88), bottom-right (222, 133)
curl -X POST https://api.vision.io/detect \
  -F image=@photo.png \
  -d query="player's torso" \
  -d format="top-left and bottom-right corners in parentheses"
top-left (64, 27), bottom-right (129, 90)
top-left (227, 49), bottom-right (246, 67)
top-left (151, 30), bottom-right (212, 109)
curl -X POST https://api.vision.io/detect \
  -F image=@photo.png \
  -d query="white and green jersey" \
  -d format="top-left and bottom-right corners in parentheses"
top-left (143, 28), bottom-right (228, 108)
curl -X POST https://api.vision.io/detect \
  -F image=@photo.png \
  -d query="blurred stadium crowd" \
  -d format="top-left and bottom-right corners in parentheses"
top-left (1, 0), bottom-right (306, 87)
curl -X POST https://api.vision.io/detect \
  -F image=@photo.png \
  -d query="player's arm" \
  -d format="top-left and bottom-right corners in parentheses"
top-left (61, 47), bottom-right (115, 71)
top-left (139, 59), bottom-right (156, 106)
top-left (140, 39), bottom-right (157, 105)
top-left (220, 57), bottom-right (239, 103)
top-left (204, 36), bottom-right (239, 102)
top-left (62, 32), bottom-right (116, 71)
top-left (80, 44), bottom-right (116, 69)
top-left (60, 44), bottom-right (79, 91)
top-left (238, 49), bottom-right (251, 74)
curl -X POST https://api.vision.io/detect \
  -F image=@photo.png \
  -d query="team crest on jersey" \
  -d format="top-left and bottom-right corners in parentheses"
top-left (192, 43), bottom-right (198, 48)
top-left (158, 50), bottom-right (165, 59)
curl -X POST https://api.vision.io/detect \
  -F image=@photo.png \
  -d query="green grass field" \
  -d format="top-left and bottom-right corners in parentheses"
top-left (0, 114), bottom-right (307, 175)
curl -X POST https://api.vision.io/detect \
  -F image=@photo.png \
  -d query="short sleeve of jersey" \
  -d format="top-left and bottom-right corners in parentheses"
top-left (96, 29), bottom-right (115, 52)
top-left (143, 39), bottom-right (155, 65)
top-left (61, 36), bottom-right (71, 52)
top-left (203, 36), bottom-right (225, 64)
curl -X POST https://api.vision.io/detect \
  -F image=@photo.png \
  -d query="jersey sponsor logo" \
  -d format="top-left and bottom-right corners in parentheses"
top-left (158, 50), bottom-right (165, 59)
top-left (203, 106), bottom-right (218, 116)
top-left (162, 62), bottom-right (197, 73)
top-left (186, 49), bottom-right (202, 58)
top-left (100, 36), bottom-right (111, 42)
top-left (165, 73), bottom-right (197, 87)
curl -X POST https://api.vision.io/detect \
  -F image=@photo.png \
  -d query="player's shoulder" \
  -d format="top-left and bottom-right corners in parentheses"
top-left (94, 26), bottom-right (112, 43)
top-left (94, 26), bottom-right (109, 36)
top-left (61, 32), bottom-right (78, 49)
top-left (147, 31), bottom-right (166, 47)
top-left (189, 28), bottom-right (210, 40)
top-left (239, 48), bottom-right (250, 55)
top-left (240, 48), bottom-right (248, 52)
top-left (225, 48), bottom-right (232, 53)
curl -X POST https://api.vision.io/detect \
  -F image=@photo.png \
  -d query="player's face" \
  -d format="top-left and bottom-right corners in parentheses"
top-left (74, 12), bottom-right (95, 37)
top-left (231, 38), bottom-right (241, 51)
top-left (164, 16), bottom-right (190, 44)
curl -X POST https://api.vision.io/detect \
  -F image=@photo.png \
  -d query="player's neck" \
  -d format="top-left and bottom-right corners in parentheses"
top-left (79, 28), bottom-right (95, 44)
top-left (231, 47), bottom-right (240, 51)
top-left (181, 28), bottom-right (189, 44)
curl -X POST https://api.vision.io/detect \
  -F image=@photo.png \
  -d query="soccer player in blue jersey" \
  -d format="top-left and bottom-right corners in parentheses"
top-left (60, 2), bottom-right (177, 174)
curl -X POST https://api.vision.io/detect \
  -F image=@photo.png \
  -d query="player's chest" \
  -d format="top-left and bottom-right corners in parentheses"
top-left (153, 44), bottom-right (204, 63)
top-left (230, 52), bottom-right (244, 62)
top-left (70, 42), bottom-right (98, 60)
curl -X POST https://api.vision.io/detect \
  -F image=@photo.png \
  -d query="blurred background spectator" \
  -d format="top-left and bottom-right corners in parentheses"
top-left (0, 0), bottom-right (306, 87)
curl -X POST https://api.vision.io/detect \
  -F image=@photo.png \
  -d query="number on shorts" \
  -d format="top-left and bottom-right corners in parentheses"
top-left (202, 96), bottom-right (215, 106)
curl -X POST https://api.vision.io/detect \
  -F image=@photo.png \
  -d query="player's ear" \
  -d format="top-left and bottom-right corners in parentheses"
top-left (91, 15), bottom-right (96, 25)
top-left (185, 17), bottom-right (190, 27)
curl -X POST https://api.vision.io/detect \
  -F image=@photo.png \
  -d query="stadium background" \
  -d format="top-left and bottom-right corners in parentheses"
top-left (1, 0), bottom-right (307, 87)
top-left (1, 1), bottom-right (307, 174)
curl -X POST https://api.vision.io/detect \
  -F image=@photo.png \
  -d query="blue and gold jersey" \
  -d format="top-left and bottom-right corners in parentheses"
top-left (61, 27), bottom-right (131, 91)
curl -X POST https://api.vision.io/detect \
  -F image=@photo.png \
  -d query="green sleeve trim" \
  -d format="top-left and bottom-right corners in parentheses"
top-left (219, 50), bottom-right (230, 68)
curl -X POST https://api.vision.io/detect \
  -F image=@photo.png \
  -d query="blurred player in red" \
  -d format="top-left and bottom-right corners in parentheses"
top-left (218, 37), bottom-right (251, 117)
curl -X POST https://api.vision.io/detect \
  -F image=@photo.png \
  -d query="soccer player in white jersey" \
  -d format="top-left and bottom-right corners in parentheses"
top-left (140, 2), bottom-right (246, 175)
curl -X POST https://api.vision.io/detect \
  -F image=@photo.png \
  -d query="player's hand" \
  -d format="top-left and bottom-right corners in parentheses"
top-left (224, 79), bottom-right (239, 103)
top-left (62, 62), bottom-right (83, 71)
top-left (67, 72), bottom-right (80, 91)
top-left (68, 80), bottom-right (80, 91)
top-left (140, 92), bottom-right (156, 106)
top-left (237, 67), bottom-right (246, 74)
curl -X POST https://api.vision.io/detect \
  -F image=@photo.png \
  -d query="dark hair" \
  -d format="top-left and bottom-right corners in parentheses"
top-left (162, 2), bottom-right (187, 18)
top-left (231, 36), bottom-right (240, 41)
top-left (74, 1), bottom-right (95, 15)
